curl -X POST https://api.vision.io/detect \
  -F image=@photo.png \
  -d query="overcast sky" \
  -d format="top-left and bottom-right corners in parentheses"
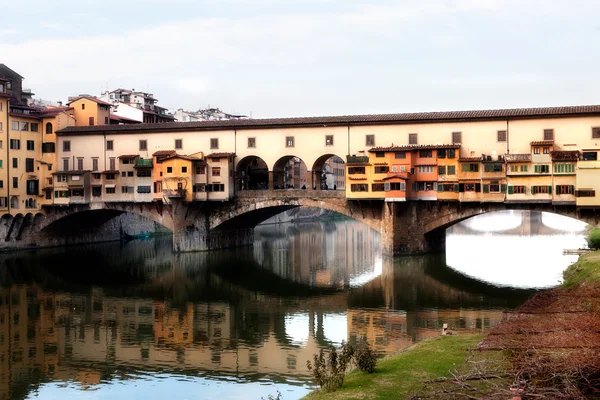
top-left (1, 0), bottom-right (599, 118)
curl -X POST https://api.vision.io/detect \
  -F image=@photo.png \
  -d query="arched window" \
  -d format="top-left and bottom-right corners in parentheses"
top-left (45, 122), bottom-right (53, 134)
top-left (10, 196), bottom-right (18, 209)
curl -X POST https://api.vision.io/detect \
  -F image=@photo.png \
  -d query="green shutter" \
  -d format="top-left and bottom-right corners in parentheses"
top-left (54, 191), bottom-right (58, 198)
top-left (501, 184), bottom-right (506, 193)
top-left (448, 166), bottom-right (455, 175)
top-left (0, 160), bottom-right (3, 168)
top-left (454, 184), bottom-right (459, 192)
top-left (473, 164), bottom-right (479, 172)
top-left (448, 149), bottom-right (455, 159)
top-left (483, 184), bottom-right (489, 193)
top-left (534, 165), bottom-right (540, 173)
top-left (571, 185), bottom-right (575, 194)
top-left (437, 183), bottom-right (443, 192)
top-left (548, 186), bottom-right (552, 194)
top-left (461, 164), bottom-right (468, 172)
top-left (438, 166), bottom-right (445, 175)
top-left (508, 185), bottom-right (514, 195)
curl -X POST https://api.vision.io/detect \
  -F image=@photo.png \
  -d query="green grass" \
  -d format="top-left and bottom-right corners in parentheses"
top-left (303, 334), bottom-right (482, 400)
top-left (563, 250), bottom-right (600, 288)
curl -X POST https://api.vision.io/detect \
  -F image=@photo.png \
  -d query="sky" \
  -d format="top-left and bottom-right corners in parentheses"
top-left (2, 0), bottom-right (600, 118)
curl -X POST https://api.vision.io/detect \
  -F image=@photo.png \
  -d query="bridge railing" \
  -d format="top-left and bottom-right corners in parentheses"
top-left (236, 189), bottom-right (345, 199)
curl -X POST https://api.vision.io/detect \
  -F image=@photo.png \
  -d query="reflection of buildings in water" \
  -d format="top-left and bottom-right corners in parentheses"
top-left (253, 220), bottom-right (381, 288)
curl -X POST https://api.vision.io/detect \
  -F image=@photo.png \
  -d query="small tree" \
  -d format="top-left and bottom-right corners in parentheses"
top-left (306, 342), bottom-right (354, 392)
top-left (354, 337), bottom-right (377, 373)
top-left (587, 227), bottom-right (600, 250)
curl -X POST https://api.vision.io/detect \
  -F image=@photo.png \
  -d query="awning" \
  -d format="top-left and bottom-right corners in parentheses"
top-left (104, 184), bottom-right (116, 188)
top-left (69, 185), bottom-right (84, 189)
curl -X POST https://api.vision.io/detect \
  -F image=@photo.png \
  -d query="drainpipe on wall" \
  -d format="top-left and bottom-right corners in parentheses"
top-left (506, 119), bottom-right (510, 154)
top-left (6, 99), bottom-right (10, 213)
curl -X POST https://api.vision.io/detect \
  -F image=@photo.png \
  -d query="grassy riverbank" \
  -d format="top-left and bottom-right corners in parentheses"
top-left (303, 334), bottom-right (481, 400)
top-left (562, 250), bottom-right (600, 287)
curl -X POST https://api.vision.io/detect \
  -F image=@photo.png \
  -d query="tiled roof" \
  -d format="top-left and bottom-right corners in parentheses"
top-left (152, 150), bottom-right (176, 156)
top-left (530, 140), bottom-right (554, 146)
top-left (382, 173), bottom-right (409, 180)
top-left (101, 170), bottom-right (119, 174)
top-left (551, 150), bottom-right (579, 161)
top-left (504, 154), bottom-right (531, 163)
top-left (118, 154), bottom-right (139, 159)
top-left (369, 144), bottom-right (461, 152)
top-left (56, 104), bottom-right (600, 135)
top-left (459, 157), bottom-right (482, 162)
top-left (37, 106), bottom-right (74, 118)
top-left (53, 170), bottom-right (91, 175)
top-left (66, 96), bottom-right (112, 106)
top-left (110, 114), bottom-right (141, 123)
top-left (206, 152), bottom-right (235, 158)
top-left (161, 154), bottom-right (202, 162)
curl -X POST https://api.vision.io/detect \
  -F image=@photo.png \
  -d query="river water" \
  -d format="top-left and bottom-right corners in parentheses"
top-left (0, 211), bottom-right (587, 400)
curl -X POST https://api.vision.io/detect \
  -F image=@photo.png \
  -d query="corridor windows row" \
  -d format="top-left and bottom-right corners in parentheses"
top-left (437, 165), bottom-right (456, 175)
top-left (10, 121), bottom-right (38, 132)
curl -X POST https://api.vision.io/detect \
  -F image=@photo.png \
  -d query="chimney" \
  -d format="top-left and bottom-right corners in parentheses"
top-left (57, 101), bottom-right (63, 107)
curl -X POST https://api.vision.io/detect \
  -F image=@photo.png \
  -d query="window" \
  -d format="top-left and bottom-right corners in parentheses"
top-left (45, 123), bottom-right (53, 134)
top-left (418, 166), bottom-right (433, 173)
top-left (350, 184), bottom-right (368, 192)
top-left (497, 130), bottom-right (507, 142)
top-left (121, 186), bottom-right (133, 194)
top-left (438, 166), bottom-right (446, 175)
top-left (62, 159), bottom-right (69, 171)
top-left (210, 138), bottom-right (219, 149)
top-left (543, 147), bottom-right (549, 154)
top-left (394, 152), bottom-right (406, 159)
top-left (461, 163), bottom-right (479, 172)
top-left (375, 151), bottom-right (384, 158)
top-left (92, 158), bottom-right (98, 171)
top-left (389, 182), bottom-right (405, 191)
top-left (532, 185), bottom-right (552, 194)
top-left (105, 187), bottom-right (115, 194)
top-left (82, 103), bottom-right (85, 110)
top-left (25, 158), bottom-right (34, 173)
top-left (0, 122), bottom-right (2, 131)
top-left (371, 183), bottom-right (385, 192)
top-left (556, 185), bottom-right (574, 194)
top-left (57, 175), bottom-right (67, 183)
top-left (447, 165), bottom-right (456, 175)
top-left (247, 137), bottom-right (256, 148)
top-left (488, 183), bottom-right (501, 193)
top-left (127, 171), bottom-right (133, 177)
top-left (105, 173), bottom-right (115, 180)
top-left (592, 127), bottom-right (600, 139)
top-left (285, 136), bottom-right (294, 147)
top-left (182, 166), bottom-right (187, 173)
top-left (212, 167), bottom-right (221, 176)
top-left (510, 165), bottom-right (518, 172)
top-left (137, 186), bottom-right (151, 193)
top-left (348, 166), bottom-right (365, 174)
top-left (452, 131), bottom-right (461, 144)
top-left (63, 140), bottom-right (71, 152)
top-left (464, 183), bottom-right (477, 191)
top-left (12, 158), bottom-right (17, 169)
top-left (11, 121), bottom-right (19, 131)
top-left (206, 183), bottom-right (225, 192)
top-left (106, 140), bottom-right (113, 151)
top-left (520, 164), bottom-right (528, 172)
top-left (554, 163), bottom-right (575, 173)
top-left (167, 166), bottom-right (173, 173)
top-left (419, 150), bottom-right (432, 158)
top-left (9, 139), bottom-right (20, 150)
top-left (104, 116), bottom-right (109, 124)
top-left (576, 190), bottom-right (596, 197)
top-left (25, 140), bottom-right (34, 151)
top-left (408, 133), bottom-right (418, 145)
top-left (12, 177), bottom-right (18, 188)
top-left (366, 135), bottom-right (375, 146)
top-left (437, 149), bottom-right (446, 159)
top-left (196, 165), bottom-right (205, 174)
top-left (543, 129), bottom-right (554, 140)
top-left (139, 140), bottom-right (147, 151)
top-left (30, 123), bottom-right (38, 132)
top-left (6, 81), bottom-right (11, 90)
top-left (54, 190), bottom-right (69, 198)
top-left (413, 181), bottom-right (437, 191)
top-left (325, 135), bottom-right (334, 145)
top-left (88, 117), bottom-right (94, 126)
top-left (483, 163), bottom-right (503, 172)
top-left (92, 173), bottom-right (101, 179)
top-left (193, 184), bottom-right (206, 193)
top-left (374, 166), bottom-right (389, 173)
top-left (26, 180), bottom-right (38, 195)
top-left (21, 122), bottom-right (29, 131)
top-left (137, 169), bottom-right (151, 177)
top-left (448, 149), bottom-right (456, 159)
top-left (534, 164), bottom-right (550, 173)
top-left (438, 183), bottom-right (458, 192)
top-left (175, 139), bottom-right (183, 149)
top-left (533, 147), bottom-right (540, 154)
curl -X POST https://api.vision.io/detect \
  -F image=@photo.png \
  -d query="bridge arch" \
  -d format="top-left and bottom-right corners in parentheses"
top-left (209, 197), bottom-right (383, 233)
top-left (311, 154), bottom-right (345, 191)
top-left (235, 155), bottom-right (269, 190)
top-left (272, 155), bottom-right (309, 190)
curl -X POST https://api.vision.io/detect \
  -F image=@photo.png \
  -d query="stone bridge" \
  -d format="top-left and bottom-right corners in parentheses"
top-left (3, 189), bottom-right (600, 254)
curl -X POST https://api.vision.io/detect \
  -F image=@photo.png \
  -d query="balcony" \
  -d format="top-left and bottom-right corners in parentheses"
top-left (347, 156), bottom-right (369, 164)
top-left (135, 158), bottom-right (153, 168)
top-left (163, 189), bottom-right (186, 198)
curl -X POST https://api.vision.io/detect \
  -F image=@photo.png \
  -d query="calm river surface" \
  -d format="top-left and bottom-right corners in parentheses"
top-left (0, 211), bottom-right (587, 400)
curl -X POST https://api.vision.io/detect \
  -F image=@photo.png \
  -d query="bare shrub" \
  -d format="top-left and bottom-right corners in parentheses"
top-left (354, 337), bottom-right (377, 373)
top-left (306, 342), bottom-right (355, 392)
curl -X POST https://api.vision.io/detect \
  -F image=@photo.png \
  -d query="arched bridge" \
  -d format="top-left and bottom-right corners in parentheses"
top-left (6, 191), bottom-right (600, 255)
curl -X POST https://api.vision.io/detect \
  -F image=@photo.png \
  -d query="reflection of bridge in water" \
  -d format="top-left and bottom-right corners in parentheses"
top-left (448, 211), bottom-right (586, 236)
top-left (0, 230), bottom-right (534, 399)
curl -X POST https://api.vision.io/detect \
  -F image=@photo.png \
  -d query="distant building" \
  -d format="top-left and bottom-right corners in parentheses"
top-left (173, 107), bottom-right (247, 122)
top-left (99, 88), bottom-right (175, 124)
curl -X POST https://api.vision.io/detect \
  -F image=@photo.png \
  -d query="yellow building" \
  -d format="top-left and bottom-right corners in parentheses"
top-left (66, 96), bottom-right (111, 127)
top-left (159, 154), bottom-right (202, 202)
top-left (551, 150), bottom-right (578, 205)
top-left (576, 148), bottom-right (600, 207)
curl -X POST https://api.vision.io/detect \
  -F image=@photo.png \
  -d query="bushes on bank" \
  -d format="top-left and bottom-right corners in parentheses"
top-left (588, 227), bottom-right (600, 250)
top-left (354, 337), bottom-right (377, 373)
